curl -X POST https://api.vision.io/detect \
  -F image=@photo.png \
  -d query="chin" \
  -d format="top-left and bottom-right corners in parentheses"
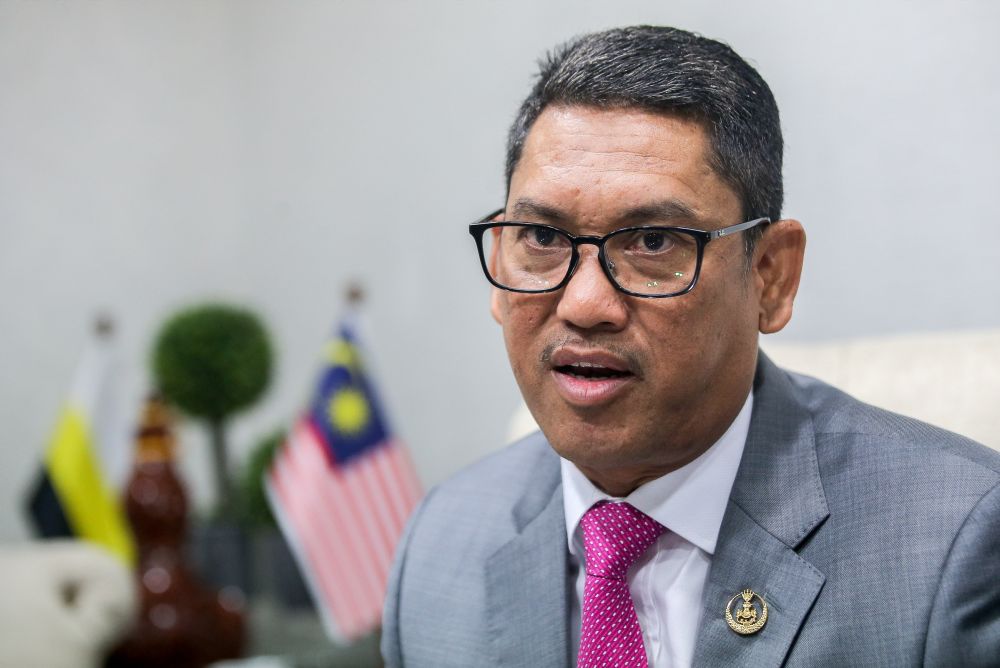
top-left (543, 423), bottom-right (633, 467)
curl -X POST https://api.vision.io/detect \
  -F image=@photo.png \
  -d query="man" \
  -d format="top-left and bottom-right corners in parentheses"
top-left (382, 26), bottom-right (1000, 667)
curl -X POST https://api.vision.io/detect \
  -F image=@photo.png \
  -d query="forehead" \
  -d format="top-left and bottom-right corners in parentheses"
top-left (523, 105), bottom-right (710, 170)
top-left (508, 105), bottom-right (741, 228)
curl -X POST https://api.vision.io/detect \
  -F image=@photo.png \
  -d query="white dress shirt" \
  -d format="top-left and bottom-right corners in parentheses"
top-left (561, 392), bottom-right (753, 668)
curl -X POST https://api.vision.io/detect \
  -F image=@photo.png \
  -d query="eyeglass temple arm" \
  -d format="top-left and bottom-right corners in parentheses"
top-left (476, 208), bottom-right (506, 224)
top-left (707, 217), bottom-right (770, 240)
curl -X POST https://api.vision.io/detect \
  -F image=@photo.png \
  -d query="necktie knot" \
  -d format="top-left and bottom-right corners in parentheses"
top-left (580, 501), bottom-right (665, 581)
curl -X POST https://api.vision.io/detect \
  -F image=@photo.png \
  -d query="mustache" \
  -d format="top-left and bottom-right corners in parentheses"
top-left (540, 335), bottom-right (648, 372)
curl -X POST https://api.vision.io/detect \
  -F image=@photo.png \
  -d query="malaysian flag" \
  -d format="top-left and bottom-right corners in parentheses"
top-left (266, 318), bottom-right (422, 642)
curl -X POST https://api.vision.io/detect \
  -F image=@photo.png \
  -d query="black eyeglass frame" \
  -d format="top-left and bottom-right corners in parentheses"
top-left (468, 208), bottom-right (771, 298)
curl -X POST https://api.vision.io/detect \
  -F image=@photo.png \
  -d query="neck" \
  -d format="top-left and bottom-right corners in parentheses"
top-left (575, 460), bottom-right (694, 498)
top-left (574, 382), bottom-right (756, 497)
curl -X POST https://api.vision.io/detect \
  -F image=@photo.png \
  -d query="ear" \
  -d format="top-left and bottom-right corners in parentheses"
top-left (753, 219), bottom-right (806, 334)
top-left (491, 286), bottom-right (503, 324)
top-left (487, 226), bottom-right (504, 325)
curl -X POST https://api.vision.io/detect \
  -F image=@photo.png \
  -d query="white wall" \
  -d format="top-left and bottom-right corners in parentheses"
top-left (2, 0), bottom-right (998, 541)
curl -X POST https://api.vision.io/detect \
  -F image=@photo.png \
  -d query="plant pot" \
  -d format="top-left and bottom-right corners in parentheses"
top-left (251, 528), bottom-right (313, 610)
top-left (189, 520), bottom-right (252, 596)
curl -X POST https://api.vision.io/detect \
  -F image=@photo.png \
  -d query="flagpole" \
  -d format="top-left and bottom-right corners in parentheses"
top-left (345, 281), bottom-right (387, 666)
top-left (342, 281), bottom-right (365, 339)
top-left (346, 281), bottom-right (364, 307)
top-left (95, 313), bottom-right (113, 338)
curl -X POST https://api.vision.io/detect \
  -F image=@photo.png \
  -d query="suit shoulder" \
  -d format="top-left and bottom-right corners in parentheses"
top-left (783, 368), bottom-right (1000, 480)
top-left (433, 430), bottom-right (557, 499)
top-left (409, 431), bottom-right (559, 542)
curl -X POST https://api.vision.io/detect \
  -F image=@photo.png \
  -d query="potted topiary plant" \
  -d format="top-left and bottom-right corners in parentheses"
top-left (151, 303), bottom-right (273, 591)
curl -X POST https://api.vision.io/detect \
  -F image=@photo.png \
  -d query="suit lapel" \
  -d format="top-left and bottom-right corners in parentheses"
top-left (693, 503), bottom-right (826, 666)
top-left (485, 445), bottom-right (570, 668)
top-left (693, 353), bottom-right (830, 667)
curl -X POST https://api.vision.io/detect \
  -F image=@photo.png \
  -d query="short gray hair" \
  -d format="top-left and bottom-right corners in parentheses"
top-left (505, 26), bottom-right (783, 257)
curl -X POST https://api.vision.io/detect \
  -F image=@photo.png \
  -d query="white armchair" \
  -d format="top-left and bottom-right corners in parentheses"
top-left (0, 539), bottom-right (137, 668)
top-left (762, 328), bottom-right (1000, 451)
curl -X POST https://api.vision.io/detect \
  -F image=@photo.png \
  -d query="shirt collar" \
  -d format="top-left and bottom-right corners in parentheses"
top-left (560, 390), bottom-right (752, 556)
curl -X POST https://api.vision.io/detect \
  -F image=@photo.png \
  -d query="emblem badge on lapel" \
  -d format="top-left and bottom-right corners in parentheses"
top-left (725, 589), bottom-right (768, 635)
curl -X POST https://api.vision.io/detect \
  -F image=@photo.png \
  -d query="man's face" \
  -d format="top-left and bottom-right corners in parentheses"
top-left (492, 105), bottom-right (769, 494)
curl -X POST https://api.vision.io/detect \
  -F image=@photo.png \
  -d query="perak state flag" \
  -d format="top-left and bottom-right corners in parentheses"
top-left (25, 320), bottom-right (135, 565)
top-left (266, 317), bottom-right (422, 642)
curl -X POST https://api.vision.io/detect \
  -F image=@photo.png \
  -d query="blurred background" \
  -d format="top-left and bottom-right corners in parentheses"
top-left (1, 0), bottom-right (999, 662)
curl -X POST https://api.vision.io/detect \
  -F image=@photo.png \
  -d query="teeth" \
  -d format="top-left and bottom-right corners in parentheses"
top-left (570, 361), bottom-right (607, 369)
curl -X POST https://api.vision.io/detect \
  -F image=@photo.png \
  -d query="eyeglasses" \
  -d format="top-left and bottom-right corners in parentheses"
top-left (469, 209), bottom-right (770, 298)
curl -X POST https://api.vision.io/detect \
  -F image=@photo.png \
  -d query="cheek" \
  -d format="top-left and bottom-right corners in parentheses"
top-left (685, 281), bottom-right (759, 379)
top-left (631, 288), bottom-right (732, 371)
top-left (506, 291), bottom-right (553, 325)
top-left (698, 252), bottom-right (758, 324)
top-left (500, 295), bottom-right (554, 367)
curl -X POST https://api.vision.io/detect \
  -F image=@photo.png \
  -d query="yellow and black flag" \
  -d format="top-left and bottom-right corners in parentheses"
top-left (25, 318), bottom-right (135, 564)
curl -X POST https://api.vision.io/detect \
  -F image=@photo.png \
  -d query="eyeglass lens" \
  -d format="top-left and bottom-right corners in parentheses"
top-left (481, 224), bottom-right (699, 295)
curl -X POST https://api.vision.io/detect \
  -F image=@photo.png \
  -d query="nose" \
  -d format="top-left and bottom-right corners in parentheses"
top-left (555, 246), bottom-right (629, 331)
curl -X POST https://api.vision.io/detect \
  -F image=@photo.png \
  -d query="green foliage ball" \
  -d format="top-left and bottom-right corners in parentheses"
top-left (153, 304), bottom-right (273, 421)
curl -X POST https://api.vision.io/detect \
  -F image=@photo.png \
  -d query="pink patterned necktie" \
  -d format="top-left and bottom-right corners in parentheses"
top-left (577, 501), bottom-right (666, 668)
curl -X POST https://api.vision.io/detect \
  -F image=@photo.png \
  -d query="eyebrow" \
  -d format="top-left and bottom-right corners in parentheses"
top-left (507, 197), bottom-right (707, 228)
top-left (507, 198), bottom-right (568, 224)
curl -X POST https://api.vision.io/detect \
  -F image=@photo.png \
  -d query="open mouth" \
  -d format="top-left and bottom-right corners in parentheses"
top-left (549, 350), bottom-right (636, 406)
top-left (554, 362), bottom-right (633, 381)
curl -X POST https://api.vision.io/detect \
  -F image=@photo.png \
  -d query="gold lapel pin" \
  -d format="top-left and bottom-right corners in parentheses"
top-left (725, 589), bottom-right (768, 635)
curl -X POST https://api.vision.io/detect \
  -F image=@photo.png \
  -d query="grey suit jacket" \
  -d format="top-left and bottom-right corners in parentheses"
top-left (382, 354), bottom-right (1000, 666)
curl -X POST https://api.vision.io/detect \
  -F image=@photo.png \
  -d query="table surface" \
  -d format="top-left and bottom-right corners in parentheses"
top-left (211, 598), bottom-right (383, 668)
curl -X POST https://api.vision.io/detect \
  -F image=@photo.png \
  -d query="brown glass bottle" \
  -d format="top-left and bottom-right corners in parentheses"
top-left (107, 395), bottom-right (244, 668)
